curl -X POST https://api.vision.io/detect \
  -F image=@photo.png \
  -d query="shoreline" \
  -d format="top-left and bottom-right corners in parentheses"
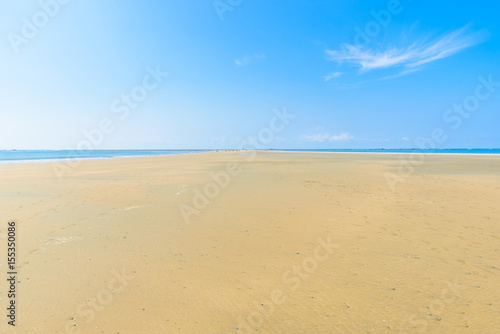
top-left (0, 150), bottom-right (213, 165)
top-left (272, 150), bottom-right (500, 156)
top-left (1, 149), bottom-right (500, 165)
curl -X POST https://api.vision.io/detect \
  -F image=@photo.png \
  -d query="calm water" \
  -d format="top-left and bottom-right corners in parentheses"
top-left (278, 149), bottom-right (500, 154)
top-left (0, 150), bottom-right (211, 163)
top-left (1, 149), bottom-right (499, 163)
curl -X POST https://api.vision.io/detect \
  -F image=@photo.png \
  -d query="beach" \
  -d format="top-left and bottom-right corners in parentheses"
top-left (1, 151), bottom-right (499, 333)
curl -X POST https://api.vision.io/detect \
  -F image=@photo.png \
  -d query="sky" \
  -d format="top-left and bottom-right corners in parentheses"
top-left (1, 0), bottom-right (499, 150)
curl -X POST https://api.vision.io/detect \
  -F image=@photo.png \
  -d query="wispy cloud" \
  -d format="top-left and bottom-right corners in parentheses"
top-left (235, 53), bottom-right (266, 67)
top-left (300, 132), bottom-right (353, 142)
top-left (235, 56), bottom-right (250, 67)
top-left (323, 72), bottom-right (342, 81)
top-left (380, 68), bottom-right (420, 80)
top-left (330, 133), bottom-right (353, 141)
top-left (325, 24), bottom-right (487, 78)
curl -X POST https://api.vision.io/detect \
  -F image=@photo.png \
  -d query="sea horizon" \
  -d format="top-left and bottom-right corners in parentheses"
top-left (1, 148), bottom-right (500, 164)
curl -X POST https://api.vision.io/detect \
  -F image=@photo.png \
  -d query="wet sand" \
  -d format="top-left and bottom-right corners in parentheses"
top-left (0, 151), bottom-right (499, 333)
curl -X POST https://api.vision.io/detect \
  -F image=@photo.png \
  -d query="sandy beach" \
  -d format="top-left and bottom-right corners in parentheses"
top-left (1, 151), bottom-right (499, 333)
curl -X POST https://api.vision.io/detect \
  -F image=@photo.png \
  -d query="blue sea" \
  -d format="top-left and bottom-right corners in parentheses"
top-left (0, 149), bottom-right (499, 163)
top-left (278, 149), bottom-right (500, 154)
top-left (0, 150), bottom-right (211, 163)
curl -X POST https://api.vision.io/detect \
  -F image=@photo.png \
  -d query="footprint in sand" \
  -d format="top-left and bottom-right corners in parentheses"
top-left (45, 236), bottom-right (82, 245)
top-left (18, 261), bottom-right (30, 269)
top-left (60, 223), bottom-right (76, 230)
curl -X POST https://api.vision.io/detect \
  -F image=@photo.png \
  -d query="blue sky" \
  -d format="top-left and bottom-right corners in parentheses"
top-left (1, 0), bottom-right (499, 149)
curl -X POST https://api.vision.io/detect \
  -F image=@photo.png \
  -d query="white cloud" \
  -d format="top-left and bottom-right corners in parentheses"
top-left (380, 68), bottom-right (420, 80)
top-left (402, 137), bottom-right (410, 141)
top-left (323, 72), bottom-right (342, 81)
top-left (325, 24), bottom-right (487, 77)
top-left (300, 133), bottom-right (330, 142)
top-left (235, 56), bottom-right (250, 66)
top-left (329, 133), bottom-right (353, 142)
top-left (300, 132), bottom-right (353, 142)
top-left (235, 53), bottom-right (266, 67)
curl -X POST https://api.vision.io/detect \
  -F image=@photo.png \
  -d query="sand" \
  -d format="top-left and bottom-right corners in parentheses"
top-left (0, 151), bottom-right (499, 333)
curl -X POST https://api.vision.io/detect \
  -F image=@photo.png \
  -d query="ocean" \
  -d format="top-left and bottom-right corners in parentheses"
top-left (278, 149), bottom-right (500, 154)
top-left (0, 150), bottom-right (211, 163)
top-left (1, 149), bottom-right (499, 163)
